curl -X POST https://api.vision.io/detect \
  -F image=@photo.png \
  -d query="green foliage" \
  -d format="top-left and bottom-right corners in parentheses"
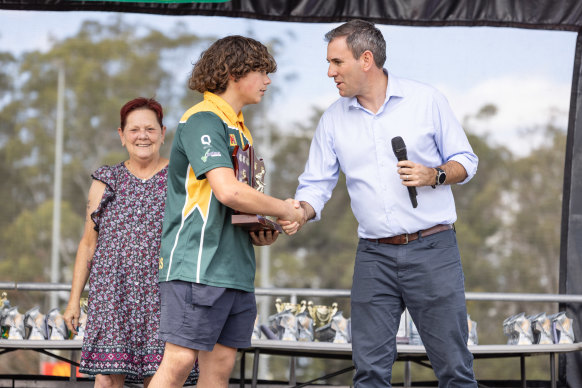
top-left (0, 17), bottom-right (569, 382)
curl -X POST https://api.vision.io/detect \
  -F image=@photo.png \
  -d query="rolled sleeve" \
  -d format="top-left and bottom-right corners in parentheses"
top-left (433, 90), bottom-right (478, 184)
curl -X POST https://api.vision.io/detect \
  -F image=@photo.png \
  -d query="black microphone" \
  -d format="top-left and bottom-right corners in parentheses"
top-left (391, 136), bottom-right (418, 208)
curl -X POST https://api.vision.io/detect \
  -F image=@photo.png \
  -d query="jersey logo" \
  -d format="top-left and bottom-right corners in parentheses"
top-left (229, 134), bottom-right (237, 146)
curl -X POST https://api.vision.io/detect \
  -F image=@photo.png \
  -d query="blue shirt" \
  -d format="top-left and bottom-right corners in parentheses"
top-left (295, 72), bottom-right (478, 239)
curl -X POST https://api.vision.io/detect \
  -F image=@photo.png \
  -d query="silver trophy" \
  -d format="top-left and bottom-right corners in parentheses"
top-left (467, 315), bottom-right (478, 345)
top-left (550, 311), bottom-right (575, 344)
top-left (24, 306), bottom-right (48, 340)
top-left (296, 310), bottom-right (314, 342)
top-left (3, 307), bottom-right (25, 340)
top-left (251, 314), bottom-right (261, 340)
top-left (530, 312), bottom-right (553, 344)
top-left (46, 308), bottom-right (68, 340)
top-left (503, 313), bottom-right (534, 345)
top-left (0, 293), bottom-right (10, 339)
top-left (331, 311), bottom-right (350, 344)
top-left (72, 298), bottom-right (88, 340)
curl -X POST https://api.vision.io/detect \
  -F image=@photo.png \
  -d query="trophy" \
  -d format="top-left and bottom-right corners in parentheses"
top-left (330, 311), bottom-right (350, 343)
top-left (0, 293), bottom-right (10, 339)
top-left (231, 144), bottom-right (283, 233)
top-left (296, 310), bottom-right (314, 342)
top-left (467, 315), bottom-right (478, 345)
top-left (503, 313), bottom-right (534, 345)
top-left (530, 312), bottom-right (553, 345)
top-left (72, 298), bottom-right (89, 340)
top-left (24, 306), bottom-right (48, 340)
top-left (550, 311), bottom-right (575, 344)
top-left (2, 306), bottom-right (25, 339)
top-left (251, 314), bottom-right (261, 340)
top-left (46, 308), bottom-right (68, 340)
top-left (308, 301), bottom-right (338, 329)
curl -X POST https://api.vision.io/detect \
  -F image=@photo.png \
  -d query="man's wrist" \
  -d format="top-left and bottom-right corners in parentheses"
top-left (299, 201), bottom-right (314, 224)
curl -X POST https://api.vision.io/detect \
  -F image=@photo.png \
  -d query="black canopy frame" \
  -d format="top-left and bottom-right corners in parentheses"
top-left (1, 1), bottom-right (581, 386)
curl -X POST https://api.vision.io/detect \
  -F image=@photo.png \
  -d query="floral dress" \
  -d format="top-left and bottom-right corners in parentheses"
top-left (80, 163), bottom-right (198, 384)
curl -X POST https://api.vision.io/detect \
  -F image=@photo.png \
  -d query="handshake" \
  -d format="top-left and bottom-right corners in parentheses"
top-left (277, 199), bottom-right (313, 236)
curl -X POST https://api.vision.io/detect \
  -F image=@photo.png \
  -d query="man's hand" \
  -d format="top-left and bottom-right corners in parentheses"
top-left (279, 200), bottom-right (315, 235)
top-left (250, 229), bottom-right (279, 246)
top-left (277, 199), bottom-right (304, 235)
top-left (396, 160), bottom-right (436, 187)
top-left (396, 160), bottom-right (467, 186)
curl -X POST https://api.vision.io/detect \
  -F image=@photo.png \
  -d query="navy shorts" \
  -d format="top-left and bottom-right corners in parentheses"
top-left (159, 280), bottom-right (257, 352)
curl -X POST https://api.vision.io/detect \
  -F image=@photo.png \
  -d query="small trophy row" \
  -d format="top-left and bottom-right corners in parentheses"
top-left (396, 312), bottom-right (478, 346)
top-left (253, 299), bottom-right (351, 343)
top-left (0, 293), bottom-right (87, 341)
top-left (503, 311), bottom-right (575, 345)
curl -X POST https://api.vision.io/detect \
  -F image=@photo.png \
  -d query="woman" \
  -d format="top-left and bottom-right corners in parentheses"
top-left (64, 98), bottom-right (198, 387)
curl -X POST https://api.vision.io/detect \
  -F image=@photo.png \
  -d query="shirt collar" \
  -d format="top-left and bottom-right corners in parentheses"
top-left (204, 91), bottom-right (245, 125)
top-left (348, 70), bottom-right (404, 113)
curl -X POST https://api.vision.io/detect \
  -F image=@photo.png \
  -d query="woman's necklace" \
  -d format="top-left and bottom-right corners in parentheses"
top-left (126, 159), bottom-right (159, 183)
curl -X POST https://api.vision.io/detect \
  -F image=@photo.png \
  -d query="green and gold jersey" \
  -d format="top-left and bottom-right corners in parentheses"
top-left (159, 92), bottom-right (256, 292)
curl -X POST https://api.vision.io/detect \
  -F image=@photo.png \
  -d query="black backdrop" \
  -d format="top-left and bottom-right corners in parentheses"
top-left (1, 1), bottom-right (581, 386)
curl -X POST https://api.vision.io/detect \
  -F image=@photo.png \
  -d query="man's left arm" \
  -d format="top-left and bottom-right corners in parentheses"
top-left (397, 159), bottom-right (467, 187)
top-left (398, 89), bottom-right (477, 188)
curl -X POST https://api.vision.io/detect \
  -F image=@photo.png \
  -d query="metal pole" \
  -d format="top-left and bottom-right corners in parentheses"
top-left (50, 62), bottom-right (65, 310)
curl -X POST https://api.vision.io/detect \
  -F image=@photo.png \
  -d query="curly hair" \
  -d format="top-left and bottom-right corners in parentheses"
top-left (119, 97), bottom-right (164, 130)
top-left (325, 19), bottom-right (386, 69)
top-left (189, 35), bottom-right (277, 94)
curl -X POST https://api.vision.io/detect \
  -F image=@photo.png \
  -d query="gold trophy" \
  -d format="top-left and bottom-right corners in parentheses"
top-left (308, 301), bottom-right (338, 328)
top-left (231, 144), bottom-right (282, 232)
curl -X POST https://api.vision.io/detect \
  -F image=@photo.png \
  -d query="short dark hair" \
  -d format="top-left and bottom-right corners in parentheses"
top-left (119, 97), bottom-right (164, 130)
top-left (189, 35), bottom-right (277, 94)
top-left (325, 19), bottom-right (386, 68)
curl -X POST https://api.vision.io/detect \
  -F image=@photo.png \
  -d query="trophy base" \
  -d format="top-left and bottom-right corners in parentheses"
top-left (232, 214), bottom-right (283, 233)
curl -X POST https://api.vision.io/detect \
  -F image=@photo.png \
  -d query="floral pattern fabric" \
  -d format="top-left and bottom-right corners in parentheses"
top-left (80, 162), bottom-right (198, 384)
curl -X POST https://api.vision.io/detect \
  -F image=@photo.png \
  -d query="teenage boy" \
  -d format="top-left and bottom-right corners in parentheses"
top-left (150, 36), bottom-right (303, 388)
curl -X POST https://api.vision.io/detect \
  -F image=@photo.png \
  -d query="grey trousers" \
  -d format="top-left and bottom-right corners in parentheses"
top-left (351, 229), bottom-right (478, 387)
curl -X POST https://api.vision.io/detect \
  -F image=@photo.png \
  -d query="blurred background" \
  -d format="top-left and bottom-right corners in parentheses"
top-left (0, 10), bottom-right (576, 384)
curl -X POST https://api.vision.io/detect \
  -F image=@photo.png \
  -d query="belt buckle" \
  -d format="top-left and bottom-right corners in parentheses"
top-left (403, 234), bottom-right (409, 244)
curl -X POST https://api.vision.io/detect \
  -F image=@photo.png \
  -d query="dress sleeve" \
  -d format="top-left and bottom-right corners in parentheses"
top-left (90, 165), bottom-right (118, 231)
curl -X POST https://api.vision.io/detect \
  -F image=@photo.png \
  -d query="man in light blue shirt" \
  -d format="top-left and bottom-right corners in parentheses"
top-left (286, 20), bottom-right (478, 387)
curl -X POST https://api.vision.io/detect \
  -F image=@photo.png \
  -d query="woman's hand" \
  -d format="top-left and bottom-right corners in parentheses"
top-left (63, 301), bottom-right (81, 335)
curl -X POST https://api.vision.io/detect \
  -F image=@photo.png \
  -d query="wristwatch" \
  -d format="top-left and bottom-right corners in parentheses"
top-left (432, 167), bottom-right (446, 188)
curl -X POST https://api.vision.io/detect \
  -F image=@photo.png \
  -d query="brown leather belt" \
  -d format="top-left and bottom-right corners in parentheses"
top-left (366, 224), bottom-right (453, 245)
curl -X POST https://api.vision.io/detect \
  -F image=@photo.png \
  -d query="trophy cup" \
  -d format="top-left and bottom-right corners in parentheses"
top-left (231, 144), bottom-right (283, 233)
top-left (308, 302), bottom-right (338, 329)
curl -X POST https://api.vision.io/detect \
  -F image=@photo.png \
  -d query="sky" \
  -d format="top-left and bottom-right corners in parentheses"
top-left (0, 10), bottom-right (577, 156)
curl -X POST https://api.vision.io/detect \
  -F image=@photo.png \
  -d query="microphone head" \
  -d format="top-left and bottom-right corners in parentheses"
top-left (391, 136), bottom-right (407, 160)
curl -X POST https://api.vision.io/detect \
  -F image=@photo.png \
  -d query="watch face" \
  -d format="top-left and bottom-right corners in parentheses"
top-left (437, 169), bottom-right (446, 184)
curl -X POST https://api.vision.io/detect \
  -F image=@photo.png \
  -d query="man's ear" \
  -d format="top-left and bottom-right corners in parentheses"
top-left (361, 50), bottom-right (375, 71)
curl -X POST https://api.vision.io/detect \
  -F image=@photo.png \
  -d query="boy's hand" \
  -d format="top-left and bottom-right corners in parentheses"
top-left (250, 229), bottom-right (279, 246)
